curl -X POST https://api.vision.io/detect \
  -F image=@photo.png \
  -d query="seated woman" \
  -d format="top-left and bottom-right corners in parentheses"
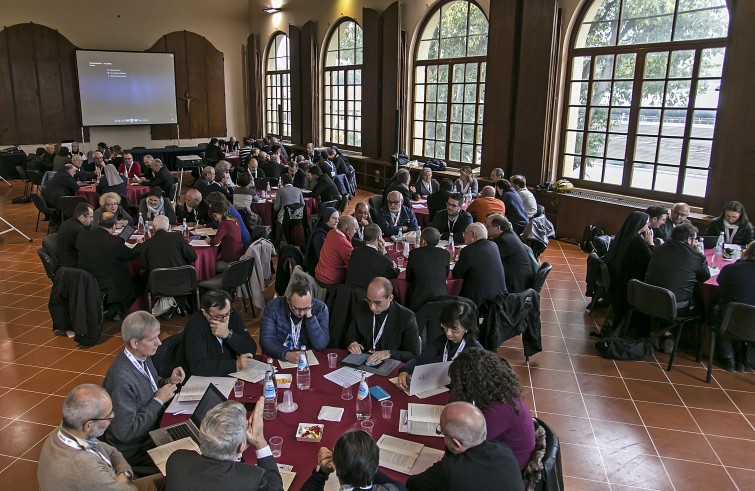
top-left (206, 201), bottom-right (242, 272)
top-left (449, 348), bottom-right (536, 472)
top-left (232, 171), bottom-right (257, 212)
top-left (396, 300), bottom-right (482, 391)
top-left (603, 211), bottom-right (653, 324)
top-left (453, 165), bottom-right (479, 199)
top-left (93, 192), bottom-right (133, 227)
top-left (139, 189), bottom-right (177, 224)
top-left (215, 160), bottom-right (235, 188)
top-left (96, 163), bottom-right (127, 197)
top-left (206, 191), bottom-right (251, 249)
top-left (414, 167), bottom-right (439, 197)
top-left (302, 207), bottom-right (339, 274)
top-left (706, 200), bottom-right (754, 247)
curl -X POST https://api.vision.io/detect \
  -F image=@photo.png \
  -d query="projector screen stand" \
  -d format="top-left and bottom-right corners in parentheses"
top-left (0, 216), bottom-right (32, 242)
top-left (0, 175), bottom-right (10, 187)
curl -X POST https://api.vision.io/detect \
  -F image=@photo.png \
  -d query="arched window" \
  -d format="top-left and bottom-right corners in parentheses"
top-left (265, 33), bottom-right (291, 138)
top-left (323, 20), bottom-right (363, 150)
top-left (412, 1), bottom-right (488, 167)
top-left (562, 0), bottom-right (729, 200)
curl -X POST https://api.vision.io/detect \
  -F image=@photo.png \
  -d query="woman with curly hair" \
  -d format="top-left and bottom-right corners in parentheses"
top-left (449, 348), bottom-right (535, 471)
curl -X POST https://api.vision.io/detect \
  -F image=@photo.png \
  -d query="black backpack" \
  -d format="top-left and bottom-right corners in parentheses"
top-left (595, 336), bottom-right (651, 361)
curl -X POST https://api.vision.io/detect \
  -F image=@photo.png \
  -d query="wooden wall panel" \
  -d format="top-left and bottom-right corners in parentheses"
top-left (289, 25), bottom-right (303, 145)
top-left (149, 31), bottom-right (226, 140)
top-left (362, 8), bottom-right (380, 158)
top-left (299, 22), bottom-right (316, 145)
top-left (380, 2), bottom-right (402, 161)
top-left (246, 33), bottom-right (263, 138)
top-left (0, 31), bottom-right (18, 143)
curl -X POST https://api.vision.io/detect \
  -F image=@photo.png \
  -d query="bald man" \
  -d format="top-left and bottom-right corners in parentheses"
top-left (406, 402), bottom-right (524, 491)
top-left (465, 186), bottom-right (506, 222)
top-left (375, 190), bottom-right (419, 238)
top-left (656, 202), bottom-right (692, 242)
top-left (176, 188), bottom-right (207, 225)
top-left (452, 222), bottom-right (507, 308)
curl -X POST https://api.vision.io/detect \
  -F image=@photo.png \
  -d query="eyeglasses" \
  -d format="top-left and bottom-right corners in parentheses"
top-left (435, 424), bottom-right (444, 436)
top-left (88, 411), bottom-right (115, 423)
top-left (387, 200), bottom-right (401, 205)
top-left (204, 309), bottom-right (233, 321)
top-left (288, 302), bottom-right (313, 314)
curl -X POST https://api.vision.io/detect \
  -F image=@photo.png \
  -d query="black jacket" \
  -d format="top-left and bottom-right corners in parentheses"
top-left (644, 240), bottom-right (710, 304)
top-left (427, 190), bottom-right (452, 222)
top-left (346, 301), bottom-right (421, 362)
top-left (145, 165), bottom-right (175, 196)
top-left (203, 144), bottom-right (224, 162)
top-left (429, 210), bottom-right (473, 244)
top-left (166, 449), bottom-right (282, 491)
top-left (346, 245), bottom-right (399, 291)
top-left (48, 267), bottom-right (103, 346)
top-left (56, 217), bottom-right (87, 268)
top-left (42, 170), bottom-right (78, 208)
top-left (406, 246), bottom-right (451, 312)
top-left (479, 289), bottom-right (542, 357)
top-left (452, 239), bottom-right (508, 308)
top-left (718, 259), bottom-right (755, 307)
top-left (491, 230), bottom-right (535, 293)
top-left (75, 227), bottom-right (140, 304)
top-left (138, 229), bottom-right (197, 278)
top-left (706, 218), bottom-right (754, 248)
top-left (310, 174), bottom-right (341, 202)
top-left (183, 310), bottom-right (258, 377)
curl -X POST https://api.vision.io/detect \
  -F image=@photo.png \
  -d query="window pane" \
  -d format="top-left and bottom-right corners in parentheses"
top-left (690, 110), bottom-right (715, 138)
top-left (635, 136), bottom-right (658, 161)
top-left (588, 108), bottom-right (609, 131)
top-left (686, 139), bottom-right (712, 168)
top-left (615, 53), bottom-right (636, 79)
top-left (644, 52), bottom-right (669, 79)
top-left (584, 158), bottom-right (605, 182)
top-left (638, 109), bottom-right (661, 134)
top-left (665, 80), bottom-right (691, 107)
top-left (604, 159), bottom-right (624, 184)
top-left (668, 50), bottom-right (695, 78)
top-left (591, 82), bottom-right (612, 106)
top-left (674, 7), bottom-right (729, 41)
top-left (682, 168), bottom-right (708, 197)
top-left (641, 81), bottom-right (665, 107)
top-left (563, 154), bottom-right (582, 179)
top-left (611, 81), bottom-right (633, 106)
top-left (654, 165), bottom-right (679, 192)
top-left (564, 130), bottom-right (584, 155)
top-left (694, 79), bottom-right (721, 108)
top-left (567, 106), bottom-right (586, 130)
top-left (449, 143), bottom-right (461, 161)
top-left (570, 81), bottom-right (589, 105)
top-left (608, 108), bottom-right (629, 132)
top-left (699, 47), bottom-right (726, 77)
top-left (606, 133), bottom-right (627, 159)
top-left (661, 109), bottom-right (686, 136)
top-left (593, 55), bottom-right (614, 80)
top-left (586, 132), bottom-right (606, 157)
top-left (572, 56), bottom-right (592, 80)
top-left (658, 137), bottom-right (683, 165)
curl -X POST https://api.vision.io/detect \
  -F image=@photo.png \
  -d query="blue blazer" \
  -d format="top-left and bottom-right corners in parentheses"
top-left (375, 205), bottom-right (419, 237)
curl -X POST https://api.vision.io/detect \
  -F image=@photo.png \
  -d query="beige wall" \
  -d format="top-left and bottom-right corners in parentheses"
top-left (3, 0), bottom-right (252, 154)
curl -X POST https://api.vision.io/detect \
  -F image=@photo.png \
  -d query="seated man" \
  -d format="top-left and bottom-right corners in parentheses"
top-left (138, 214), bottom-right (197, 280)
top-left (260, 279), bottom-right (329, 363)
top-left (138, 158), bottom-right (175, 196)
top-left (351, 201), bottom-right (372, 246)
top-left (38, 384), bottom-right (163, 491)
top-left (452, 223), bottom-right (507, 308)
top-left (103, 312), bottom-right (185, 469)
top-left (511, 175), bottom-right (537, 218)
top-left (496, 179), bottom-right (529, 234)
top-left (287, 160), bottom-right (309, 189)
top-left (70, 153), bottom-right (97, 182)
top-left (406, 402), bottom-right (524, 491)
top-left (406, 227), bottom-right (450, 312)
top-left (646, 205), bottom-right (669, 245)
top-left (41, 163), bottom-right (78, 209)
top-left (246, 153), bottom-right (266, 179)
top-left (384, 168), bottom-right (415, 205)
top-left (346, 277), bottom-right (420, 363)
top-left (375, 190), bottom-right (419, 238)
top-left (346, 224), bottom-right (399, 292)
top-left (657, 202), bottom-right (691, 242)
top-left (56, 202), bottom-right (93, 268)
top-left (427, 178), bottom-right (453, 222)
top-left (465, 186), bottom-right (505, 223)
top-left (76, 211), bottom-right (140, 320)
top-left (175, 188), bottom-right (207, 225)
top-left (273, 172), bottom-right (305, 212)
top-left (315, 215), bottom-right (358, 286)
top-left (429, 193), bottom-right (473, 244)
top-left (184, 290), bottom-right (257, 377)
top-left (193, 166), bottom-right (228, 200)
top-left (307, 164), bottom-right (341, 203)
top-left (166, 399), bottom-right (282, 491)
top-left (485, 214), bottom-right (534, 293)
top-left (118, 151), bottom-right (142, 178)
top-left (301, 430), bottom-right (407, 491)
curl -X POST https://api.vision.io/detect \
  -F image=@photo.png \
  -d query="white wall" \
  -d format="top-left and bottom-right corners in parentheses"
top-left (2, 0), bottom-right (252, 154)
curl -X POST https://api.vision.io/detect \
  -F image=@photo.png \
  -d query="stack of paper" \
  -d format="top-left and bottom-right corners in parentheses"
top-left (230, 358), bottom-right (270, 383)
top-left (278, 350), bottom-right (319, 369)
top-left (401, 403), bottom-right (444, 437)
top-left (376, 435), bottom-right (424, 474)
top-left (323, 367), bottom-right (373, 387)
top-left (176, 376), bottom-right (236, 402)
top-left (147, 437), bottom-right (200, 475)
top-left (389, 377), bottom-right (449, 399)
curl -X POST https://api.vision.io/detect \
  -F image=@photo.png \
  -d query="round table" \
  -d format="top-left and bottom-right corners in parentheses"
top-left (385, 240), bottom-right (463, 306)
top-left (76, 183), bottom-right (151, 207)
top-left (160, 350), bottom-right (448, 488)
top-left (250, 193), bottom-right (318, 226)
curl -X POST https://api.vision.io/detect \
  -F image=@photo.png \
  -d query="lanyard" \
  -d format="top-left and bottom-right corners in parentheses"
top-left (124, 349), bottom-right (158, 393)
top-left (443, 339), bottom-right (466, 362)
top-left (288, 316), bottom-right (303, 349)
top-left (392, 213), bottom-right (400, 226)
top-left (57, 430), bottom-right (113, 468)
top-left (372, 313), bottom-right (389, 351)
top-left (448, 217), bottom-right (457, 234)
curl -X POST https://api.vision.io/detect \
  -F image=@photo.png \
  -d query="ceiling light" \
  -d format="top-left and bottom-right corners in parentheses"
top-left (264, 7), bottom-right (281, 14)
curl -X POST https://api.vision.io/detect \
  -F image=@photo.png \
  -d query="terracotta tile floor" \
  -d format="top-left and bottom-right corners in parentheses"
top-left (0, 180), bottom-right (754, 490)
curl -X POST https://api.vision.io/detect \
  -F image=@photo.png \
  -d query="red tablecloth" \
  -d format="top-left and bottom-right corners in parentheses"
top-left (699, 250), bottom-right (722, 308)
top-left (160, 350), bottom-right (448, 488)
top-left (386, 241), bottom-right (463, 306)
top-left (77, 183), bottom-right (151, 207)
top-left (410, 199), bottom-right (430, 228)
top-left (251, 194), bottom-right (318, 226)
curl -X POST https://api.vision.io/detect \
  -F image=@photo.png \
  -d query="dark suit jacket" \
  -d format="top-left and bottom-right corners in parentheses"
top-left (427, 190), bottom-right (451, 222)
top-left (167, 450), bottom-right (282, 491)
top-left (42, 170), bottom-right (78, 208)
top-left (386, 182), bottom-right (415, 205)
top-left (75, 227), bottom-right (139, 303)
top-left (645, 239), bottom-right (710, 304)
top-left (491, 230), bottom-right (534, 293)
top-left (96, 176), bottom-right (127, 198)
top-left (452, 239), bottom-right (508, 308)
top-left (183, 310), bottom-right (258, 377)
top-left (429, 210), bottom-right (473, 244)
top-left (262, 160), bottom-right (284, 179)
top-left (375, 206), bottom-right (419, 237)
top-left (138, 229), bottom-right (197, 278)
top-left (656, 218), bottom-right (691, 242)
top-left (406, 246), bottom-right (451, 312)
top-left (346, 245), bottom-right (399, 291)
top-left (346, 301), bottom-right (420, 362)
top-left (310, 174), bottom-right (341, 202)
top-left (56, 217), bottom-right (86, 268)
top-left (203, 144), bottom-right (225, 162)
top-left (291, 168), bottom-right (308, 189)
top-left (145, 165), bottom-right (175, 196)
top-left (706, 218), bottom-right (755, 248)
top-left (405, 440), bottom-right (524, 491)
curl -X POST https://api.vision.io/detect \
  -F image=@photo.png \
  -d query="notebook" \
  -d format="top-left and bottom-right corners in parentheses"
top-left (149, 383), bottom-right (226, 447)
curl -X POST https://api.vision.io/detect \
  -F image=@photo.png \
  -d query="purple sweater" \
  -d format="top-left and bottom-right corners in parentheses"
top-left (482, 397), bottom-right (536, 471)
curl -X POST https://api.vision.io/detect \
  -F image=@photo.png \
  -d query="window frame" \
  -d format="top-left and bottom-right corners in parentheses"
top-left (265, 32), bottom-right (291, 139)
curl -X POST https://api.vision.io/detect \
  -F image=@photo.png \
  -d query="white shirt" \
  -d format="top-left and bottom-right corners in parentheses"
top-left (518, 188), bottom-right (538, 218)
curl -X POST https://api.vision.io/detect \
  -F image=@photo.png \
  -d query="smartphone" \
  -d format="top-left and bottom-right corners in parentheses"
top-left (369, 385), bottom-right (391, 401)
top-left (243, 401), bottom-right (257, 411)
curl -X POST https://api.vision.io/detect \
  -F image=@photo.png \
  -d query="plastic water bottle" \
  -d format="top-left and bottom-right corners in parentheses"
top-left (403, 241), bottom-right (410, 258)
top-left (697, 240), bottom-right (704, 256)
top-left (714, 232), bottom-right (724, 268)
top-left (263, 359), bottom-right (278, 420)
top-left (355, 373), bottom-right (372, 421)
top-left (137, 215), bottom-right (144, 234)
top-left (296, 346), bottom-right (311, 390)
top-left (415, 226), bottom-right (421, 247)
top-left (448, 234), bottom-right (455, 255)
top-left (181, 218), bottom-right (188, 239)
top-left (397, 228), bottom-right (403, 242)
top-left (266, 181), bottom-right (271, 199)
top-left (144, 221), bottom-right (151, 239)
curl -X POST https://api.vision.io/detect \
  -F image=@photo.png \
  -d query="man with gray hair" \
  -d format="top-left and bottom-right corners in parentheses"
top-left (103, 312), bottom-right (186, 470)
top-left (38, 384), bottom-right (164, 490)
top-left (137, 214), bottom-right (197, 282)
top-left (452, 222), bottom-right (507, 307)
top-left (406, 402), bottom-right (524, 491)
top-left (138, 158), bottom-right (175, 196)
top-left (165, 399), bottom-right (282, 490)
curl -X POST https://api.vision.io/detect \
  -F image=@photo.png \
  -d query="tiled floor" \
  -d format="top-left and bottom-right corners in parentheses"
top-left (0, 179), bottom-right (753, 490)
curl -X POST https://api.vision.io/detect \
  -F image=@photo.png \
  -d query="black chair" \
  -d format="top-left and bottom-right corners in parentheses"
top-left (58, 195), bottom-right (87, 221)
top-left (146, 265), bottom-right (200, 314)
top-left (30, 193), bottom-right (55, 233)
top-left (337, 193), bottom-right (349, 213)
top-left (198, 257), bottom-right (257, 316)
top-left (38, 248), bottom-right (57, 281)
top-left (626, 279), bottom-right (701, 372)
top-left (705, 302), bottom-right (755, 383)
top-left (531, 262), bottom-right (552, 293)
top-left (523, 417), bottom-right (564, 491)
top-left (167, 181), bottom-right (179, 204)
top-left (27, 170), bottom-right (44, 194)
top-left (587, 253), bottom-right (611, 315)
top-left (367, 194), bottom-right (383, 210)
top-left (320, 199), bottom-right (338, 212)
top-left (15, 165), bottom-right (30, 196)
top-left (42, 233), bottom-right (59, 262)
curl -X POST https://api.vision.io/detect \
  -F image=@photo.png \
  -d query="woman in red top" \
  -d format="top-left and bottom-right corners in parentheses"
top-left (206, 202), bottom-right (242, 271)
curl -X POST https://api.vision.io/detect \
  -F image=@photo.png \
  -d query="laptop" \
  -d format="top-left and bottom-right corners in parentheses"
top-left (699, 236), bottom-right (719, 249)
top-left (119, 225), bottom-right (136, 241)
top-left (149, 383), bottom-right (227, 446)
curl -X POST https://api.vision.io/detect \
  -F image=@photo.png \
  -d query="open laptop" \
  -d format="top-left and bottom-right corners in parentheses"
top-left (119, 225), bottom-right (136, 241)
top-left (699, 236), bottom-right (719, 249)
top-left (149, 383), bottom-right (227, 446)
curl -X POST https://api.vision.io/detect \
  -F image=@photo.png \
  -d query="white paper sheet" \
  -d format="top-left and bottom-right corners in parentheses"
top-left (279, 471), bottom-right (296, 491)
top-left (194, 228), bottom-right (217, 236)
top-left (318, 406), bottom-right (345, 422)
top-left (176, 376), bottom-right (236, 402)
top-left (324, 473), bottom-right (341, 491)
top-left (147, 437), bottom-right (201, 475)
top-left (388, 377), bottom-right (449, 399)
top-left (377, 434), bottom-right (424, 474)
top-left (409, 361), bottom-right (452, 396)
top-left (230, 358), bottom-right (269, 384)
top-left (323, 367), bottom-right (373, 387)
top-left (278, 350), bottom-right (320, 369)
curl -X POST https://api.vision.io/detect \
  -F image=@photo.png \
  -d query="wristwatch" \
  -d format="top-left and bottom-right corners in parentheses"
top-left (123, 470), bottom-right (134, 480)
